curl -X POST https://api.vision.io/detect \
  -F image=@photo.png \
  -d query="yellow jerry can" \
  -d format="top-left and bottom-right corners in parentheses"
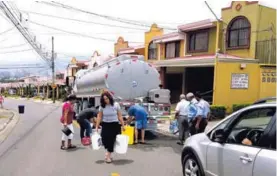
top-left (122, 126), bottom-right (134, 145)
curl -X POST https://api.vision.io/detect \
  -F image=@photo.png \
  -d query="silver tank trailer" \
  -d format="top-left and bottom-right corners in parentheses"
top-left (74, 55), bottom-right (160, 100)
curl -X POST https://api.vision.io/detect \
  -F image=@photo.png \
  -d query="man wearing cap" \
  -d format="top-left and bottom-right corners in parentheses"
top-left (175, 94), bottom-right (190, 145)
top-left (186, 92), bottom-right (200, 136)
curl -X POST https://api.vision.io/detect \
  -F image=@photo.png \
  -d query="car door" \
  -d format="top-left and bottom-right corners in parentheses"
top-left (205, 117), bottom-right (233, 176)
top-left (253, 116), bottom-right (276, 176)
top-left (206, 106), bottom-right (276, 176)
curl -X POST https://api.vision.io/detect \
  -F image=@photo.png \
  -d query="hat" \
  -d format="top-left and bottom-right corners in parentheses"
top-left (186, 92), bottom-right (194, 98)
top-left (180, 94), bottom-right (186, 99)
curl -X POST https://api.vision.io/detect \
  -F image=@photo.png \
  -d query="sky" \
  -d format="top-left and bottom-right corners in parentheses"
top-left (0, 0), bottom-right (276, 74)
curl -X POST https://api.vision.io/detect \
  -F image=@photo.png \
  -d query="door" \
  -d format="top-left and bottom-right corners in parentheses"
top-left (253, 117), bottom-right (276, 176)
top-left (206, 106), bottom-right (276, 176)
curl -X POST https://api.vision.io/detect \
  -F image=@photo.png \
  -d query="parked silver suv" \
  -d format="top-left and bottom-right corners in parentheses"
top-left (181, 101), bottom-right (276, 176)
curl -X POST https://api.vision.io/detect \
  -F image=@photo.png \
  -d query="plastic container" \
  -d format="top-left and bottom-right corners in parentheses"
top-left (114, 134), bottom-right (129, 154)
top-left (91, 133), bottom-right (102, 150)
top-left (18, 105), bottom-right (25, 114)
top-left (122, 126), bottom-right (134, 145)
top-left (62, 126), bottom-right (73, 136)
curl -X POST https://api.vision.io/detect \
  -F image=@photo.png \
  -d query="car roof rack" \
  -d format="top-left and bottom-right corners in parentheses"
top-left (253, 97), bottom-right (276, 105)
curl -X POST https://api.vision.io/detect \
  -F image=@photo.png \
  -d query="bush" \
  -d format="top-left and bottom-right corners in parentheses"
top-left (232, 103), bottom-right (251, 112)
top-left (210, 105), bottom-right (227, 120)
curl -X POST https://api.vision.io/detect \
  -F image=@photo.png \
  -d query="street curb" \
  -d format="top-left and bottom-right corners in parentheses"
top-left (0, 110), bottom-right (20, 144)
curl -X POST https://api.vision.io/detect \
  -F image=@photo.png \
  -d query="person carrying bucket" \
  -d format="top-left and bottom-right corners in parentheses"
top-left (60, 94), bottom-right (77, 150)
top-left (77, 104), bottom-right (98, 146)
top-left (127, 104), bottom-right (148, 144)
top-left (95, 92), bottom-right (126, 163)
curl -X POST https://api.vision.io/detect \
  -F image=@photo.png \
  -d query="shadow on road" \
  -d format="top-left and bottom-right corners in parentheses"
top-left (65, 145), bottom-right (88, 152)
top-left (95, 159), bottom-right (134, 165)
top-left (130, 131), bottom-right (182, 154)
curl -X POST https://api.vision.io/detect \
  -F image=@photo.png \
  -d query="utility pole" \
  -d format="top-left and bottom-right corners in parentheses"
top-left (51, 36), bottom-right (55, 103)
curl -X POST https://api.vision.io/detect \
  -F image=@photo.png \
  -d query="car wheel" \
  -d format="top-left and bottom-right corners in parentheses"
top-left (182, 153), bottom-right (204, 176)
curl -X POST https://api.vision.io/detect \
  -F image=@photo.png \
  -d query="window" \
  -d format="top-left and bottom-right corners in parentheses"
top-left (165, 41), bottom-right (180, 58)
top-left (148, 41), bottom-right (157, 60)
top-left (188, 30), bottom-right (209, 52)
top-left (227, 16), bottom-right (250, 48)
top-left (227, 107), bottom-right (276, 147)
top-left (209, 117), bottom-right (232, 139)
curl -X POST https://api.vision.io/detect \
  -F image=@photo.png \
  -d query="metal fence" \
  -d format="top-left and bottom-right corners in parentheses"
top-left (255, 39), bottom-right (276, 64)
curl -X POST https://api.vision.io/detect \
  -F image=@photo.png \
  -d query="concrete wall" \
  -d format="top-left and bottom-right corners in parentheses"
top-left (213, 61), bottom-right (276, 112)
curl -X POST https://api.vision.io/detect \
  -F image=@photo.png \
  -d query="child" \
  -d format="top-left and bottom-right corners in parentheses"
top-left (0, 94), bottom-right (4, 109)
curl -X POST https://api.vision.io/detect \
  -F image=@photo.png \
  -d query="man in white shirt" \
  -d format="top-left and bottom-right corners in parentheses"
top-left (194, 92), bottom-right (209, 133)
top-left (175, 94), bottom-right (190, 145)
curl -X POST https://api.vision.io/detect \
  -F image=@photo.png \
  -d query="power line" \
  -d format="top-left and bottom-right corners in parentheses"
top-left (29, 20), bottom-right (143, 43)
top-left (0, 2), bottom-right (52, 67)
top-left (0, 26), bottom-right (15, 35)
top-left (0, 48), bottom-right (33, 54)
top-left (21, 10), bottom-right (147, 31)
top-left (37, 1), bottom-right (176, 31)
top-left (0, 43), bottom-right (27, 49)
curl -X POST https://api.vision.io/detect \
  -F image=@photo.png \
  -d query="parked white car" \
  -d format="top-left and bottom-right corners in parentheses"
top-left (181, 100), bottom-right (276, 176)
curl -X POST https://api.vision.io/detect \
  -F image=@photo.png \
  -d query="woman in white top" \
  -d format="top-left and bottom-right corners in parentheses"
top-left (95, 91), bottom-right (125, 163)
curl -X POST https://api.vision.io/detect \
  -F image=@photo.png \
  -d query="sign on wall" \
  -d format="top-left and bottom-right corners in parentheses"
top-left (231, 73), bottom-right (249, 89)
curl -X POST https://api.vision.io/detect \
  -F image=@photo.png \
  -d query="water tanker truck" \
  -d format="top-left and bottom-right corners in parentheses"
top-left (71, 54), bottom-right (171, 131)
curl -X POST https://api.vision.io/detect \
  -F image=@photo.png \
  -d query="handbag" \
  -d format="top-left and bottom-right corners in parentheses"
top-left (62, 126), bottom-right (72, 136)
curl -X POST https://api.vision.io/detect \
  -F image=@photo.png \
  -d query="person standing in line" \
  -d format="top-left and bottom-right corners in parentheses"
top-left (0, 94), bottom-right (4, 109)
top-left (60, 94), bottom-right (77, 150)
top-left (175, 94), bottom-right (190, 145)
top-left (127, 104), bottom-right (148, 144)
top-left (77, 104), bottom-right (98, 146)
top-left (194, 92), bottom-right (209, 133)
top-left (95, 92), bottom-right (125, 163)
top-left (186, 93), bottom-right (199, 136)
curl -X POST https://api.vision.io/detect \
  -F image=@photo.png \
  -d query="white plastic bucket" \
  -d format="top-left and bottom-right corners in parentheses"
top-left (91, 133), bottom-right (102, 150)
top-left (114, 134), bottom-right (129, 154)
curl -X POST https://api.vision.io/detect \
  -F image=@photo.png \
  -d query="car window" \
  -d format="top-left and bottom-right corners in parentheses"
top-left (235, 108), bottom-right (275, 129)
top-left (226, 107), bottom-right (276, 147)
top-left (209, 117), bottom-right (232, 139)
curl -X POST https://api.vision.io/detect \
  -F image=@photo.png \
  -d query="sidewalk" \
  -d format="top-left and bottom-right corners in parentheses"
top-left (156, 119), bottom-right (221, 136)
top-left (0, 109), bottom-right (20, 143)
top-left (0, 109), bottom-right (15, 132)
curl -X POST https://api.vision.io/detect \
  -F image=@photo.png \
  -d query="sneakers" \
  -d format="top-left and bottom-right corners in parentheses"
top-left (81, 137), bottom-right (91, 146)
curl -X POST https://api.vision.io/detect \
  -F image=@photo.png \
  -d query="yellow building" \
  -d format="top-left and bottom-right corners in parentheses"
top-left (148, 1), bottom-right (276, 111)
top-left (114, 24), bottom-right (163, 60)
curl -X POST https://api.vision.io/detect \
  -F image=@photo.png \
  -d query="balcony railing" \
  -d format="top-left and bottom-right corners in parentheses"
top-left (255, 39), bottom-right (276, 64)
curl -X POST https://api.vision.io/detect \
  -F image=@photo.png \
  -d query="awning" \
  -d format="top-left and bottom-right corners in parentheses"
top-left (178, 19), bottom-right (217, 32)
top-left (153, 32), bottom-right (185, 44)
top-left (150, 54), bottom-right (258, 67)
top-left (118, 45), bottom-right (145, 55)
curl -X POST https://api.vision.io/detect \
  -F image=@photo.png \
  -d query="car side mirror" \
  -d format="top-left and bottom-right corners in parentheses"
top-left (213, 129), bottom-right (226, 144)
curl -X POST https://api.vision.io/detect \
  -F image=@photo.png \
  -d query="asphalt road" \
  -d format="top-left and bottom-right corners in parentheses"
top-left (0, 99), bottom-right (183, 176)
